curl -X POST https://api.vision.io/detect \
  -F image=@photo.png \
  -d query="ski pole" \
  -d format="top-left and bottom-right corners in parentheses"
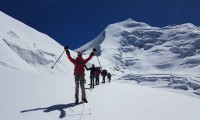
top-left (51, 49), bottom-right (66, 69)
top-left (96, 56), bottom-right (102, 68)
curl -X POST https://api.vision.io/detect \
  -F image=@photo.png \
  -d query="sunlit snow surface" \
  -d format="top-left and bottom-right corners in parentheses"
top-left (1, 11), bottom-right (200, 120)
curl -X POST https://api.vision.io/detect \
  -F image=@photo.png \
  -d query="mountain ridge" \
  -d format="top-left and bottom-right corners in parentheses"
top-left (0, 11), bottom-right (76, 74)
top-left (77, 18), bottom-right (200, 76)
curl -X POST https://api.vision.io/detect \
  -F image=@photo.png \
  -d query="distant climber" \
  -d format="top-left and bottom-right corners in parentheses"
top-left (85, 64), bottom-right (96, 88)
top-left (107, 72), bottom-right (112, 82)
top-left (95, 67), bottom-right (101, 85)
top-left (101, 69), bottom-right (107, 83)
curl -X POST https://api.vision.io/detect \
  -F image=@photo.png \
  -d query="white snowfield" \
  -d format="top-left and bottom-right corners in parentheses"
top-left (1, 11), bottom-right (200, 120)
top-left (1, 69), bottom-right (200, 120)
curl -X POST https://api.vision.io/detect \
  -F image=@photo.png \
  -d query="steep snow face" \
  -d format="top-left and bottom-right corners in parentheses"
top-left (0, 11), bottom-right (76, 74)
top-left (76, 19), bottom-right (200, 97)
top-left (77, 18), bottom-right (200, 76)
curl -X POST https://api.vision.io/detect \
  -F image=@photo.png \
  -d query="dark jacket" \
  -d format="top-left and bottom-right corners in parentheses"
top-left (85, 65), bottom-right (96, 75)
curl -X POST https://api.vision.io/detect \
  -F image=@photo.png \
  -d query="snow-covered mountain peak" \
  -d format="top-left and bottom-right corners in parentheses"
top-left (76, 19), bottom-right (200, 99)
top-left (77, 19), bottom-right (200, 77)
top-left (75, 19), bottom-right (151, 56)
top-left (110, 18), bottom-right (150, 29)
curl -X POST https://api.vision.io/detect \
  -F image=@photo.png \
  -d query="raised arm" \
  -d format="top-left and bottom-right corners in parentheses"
top-left (84, 48), bottom-right (96, 64)
top-left (65, 46), bottom-right (76, 65)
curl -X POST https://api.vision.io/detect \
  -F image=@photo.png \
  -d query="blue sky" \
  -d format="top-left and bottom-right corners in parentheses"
top-left (1, 0), bottom-right (200, 50)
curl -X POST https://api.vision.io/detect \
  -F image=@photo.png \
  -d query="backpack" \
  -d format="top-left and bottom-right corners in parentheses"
top-left (75, 57), bottom-right (84, 66)
top-left (101, 69), bottom-right (107, 76)
top-left (74, 57), bottom-right (85, 75)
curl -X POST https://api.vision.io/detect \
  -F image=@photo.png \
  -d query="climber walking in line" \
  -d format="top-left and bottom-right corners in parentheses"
top-left (85, 64), bottom-right (96, 88)
top-left (95, 67), bottom-right (101, 85)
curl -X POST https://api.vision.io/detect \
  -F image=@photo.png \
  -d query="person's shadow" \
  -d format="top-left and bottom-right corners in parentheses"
top-left (21, 102), bottom-right (84, 119)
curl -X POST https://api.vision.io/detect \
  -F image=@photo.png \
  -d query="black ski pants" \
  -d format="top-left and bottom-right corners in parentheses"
top-left (90, 74), bottom-right (95, 88)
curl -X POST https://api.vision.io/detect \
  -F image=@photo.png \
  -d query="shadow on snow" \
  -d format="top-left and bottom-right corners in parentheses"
top-left (21, 102), bottom-right (88, 119)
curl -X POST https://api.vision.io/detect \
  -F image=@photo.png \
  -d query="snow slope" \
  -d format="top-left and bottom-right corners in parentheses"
top-left (1, 69), bottom-right (200, 120)
top-left (0, 11), bottom-right (75, 74)
top-left (77, 19), bottom-right (200, 75)
top-left (77, 18), bottom-right (200, 97)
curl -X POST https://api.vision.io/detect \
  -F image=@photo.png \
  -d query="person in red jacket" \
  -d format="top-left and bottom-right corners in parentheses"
top-left (95, 67), bottom-right (101, 85)
top-left (65, 46), bottom-right (96, 104)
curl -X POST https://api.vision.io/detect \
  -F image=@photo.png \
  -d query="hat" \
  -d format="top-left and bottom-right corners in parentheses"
top-left (77, 51), bottom-right (82, 56)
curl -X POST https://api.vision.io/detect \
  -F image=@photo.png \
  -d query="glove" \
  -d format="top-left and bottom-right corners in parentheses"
top-left (93, 48), bottom-right (96, 52)
top-left (90, 51), bottom-right (95, 56)
top-left (84, 65), bottom-right (87, 68)
top-left (64, 45), bottom-right (68, 50)
top-left (66, 50), bottom-right (70, 55)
